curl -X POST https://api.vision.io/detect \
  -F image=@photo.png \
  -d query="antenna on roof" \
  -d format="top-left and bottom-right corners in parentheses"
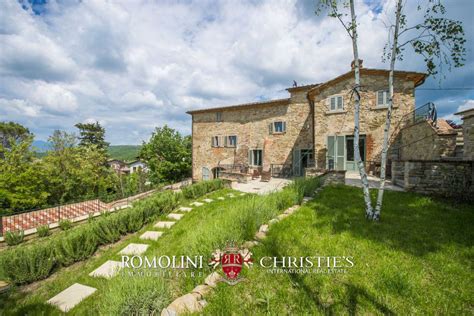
top-left (293, 80), bottom-right (298, 87)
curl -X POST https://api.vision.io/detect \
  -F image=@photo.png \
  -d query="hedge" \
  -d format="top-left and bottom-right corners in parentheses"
top-left (0, 180), bottom-right (220, 285)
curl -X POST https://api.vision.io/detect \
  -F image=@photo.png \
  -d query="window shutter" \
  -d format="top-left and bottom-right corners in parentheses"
top-left (211, 136), bottom-right (215, 147)
top-left (269, 123), bottom-right (273, 134)
top-left (326, 97), bottom-right (330, 109)
top-left (248, 150), bottom-right (252, 165)
top-left (235, 136), bottom-right (238, 147)
top-left (341, 96), bottom-right (344, 110)
top-left (283, 121), bottom-right (286, 132)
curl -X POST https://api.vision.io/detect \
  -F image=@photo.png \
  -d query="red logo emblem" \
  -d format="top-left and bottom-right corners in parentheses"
top-left (209, 242), bottom-right (252, 285)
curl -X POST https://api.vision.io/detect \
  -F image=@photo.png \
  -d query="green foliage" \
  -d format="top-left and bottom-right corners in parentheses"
top-left (1, 243), bottom-right (55, 284)
top-left (140, 125), bottom-right (191, 184)
top-left (101, 274), bottom-right (170, 315)
top-left (0, 182), bottom-right (222, 285)
top-left (4, 230), bottom-right (25, 246)
top-left (54, 228), bottom-right (98, 266)
top-left (291, 177), bottom-right (322, 203)
top-left (181, 179), bottom-right (224, 199)
top-left (0, 121), bottom-right (31, 152)
top-left (0, 134), bottom-right (49, 213)
top-left (36, 225), bottom-right (50, 237)
top-left (59, 219), bottom-right (73, 231)
top-left (75, 121), bottom-right (109, 151)
top-left (108, 145), bottom-right (141, 161)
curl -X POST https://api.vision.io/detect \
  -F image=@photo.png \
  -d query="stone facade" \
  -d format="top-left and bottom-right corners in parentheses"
top-left (456, 108), bottom-right (474, 160)
top-left (311, 72), bottom-right (416, 169)
top-left (190, 96), bottom-right (313, 181)
top-left (188, 65), bottom-right (425, 182)
top-left (397, 120), bottom-right (457, 161)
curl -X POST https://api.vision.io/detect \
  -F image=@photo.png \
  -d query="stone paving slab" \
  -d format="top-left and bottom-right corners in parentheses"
top-left (154, 221), bottom-right (176, 229)
top-left (179, 207), bottom-right (193, 212)
top-left (168, 213), bottom-right (184, 220)
top-left (227, 193), bottom-right (235, 198)
top-left (202, 198), bottom-right (213, 203)
top-left (140, 231), bottom-right (163, 241)
top-left (217, 197), bottom-right (225, 200)
top-left (119, 243), bottom-right (149, 255)
top-left (89, 260), bottom-right (124, 279)
top-left (48, 283), bottom-right (97, 312)
top-left (190, 202), bottom-right (204, 206)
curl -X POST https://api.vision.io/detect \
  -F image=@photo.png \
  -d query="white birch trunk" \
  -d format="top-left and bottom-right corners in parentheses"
top-left (349, 0), bottom-right (374, 218)
top-left (374, 0), bottom-right (402, 220)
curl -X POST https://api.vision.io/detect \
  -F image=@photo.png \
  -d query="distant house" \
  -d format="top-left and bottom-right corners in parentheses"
top-left (128, 160), bottom-right (148, 174)
top-left (108, 159), bottom-right (130, 175)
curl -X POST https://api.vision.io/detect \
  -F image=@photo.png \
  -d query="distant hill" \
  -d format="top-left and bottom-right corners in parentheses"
top-left (108, 145), bottom-right (141, 161)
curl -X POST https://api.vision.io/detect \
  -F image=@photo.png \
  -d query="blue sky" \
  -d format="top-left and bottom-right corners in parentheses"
top-left (1, 0), bottom-right (473, 144)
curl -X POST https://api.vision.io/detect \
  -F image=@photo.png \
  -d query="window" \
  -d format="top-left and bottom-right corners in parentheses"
top-left (211, 136), bottom-right (221, 147)
top-left (269, 121), bottom-right (286, 134)
top-left (377, 91), bottom-right (389, 107)
top-left (329, 96), bottom-right (344, 111)
top-left (249, 149), bottom-right (263, 166)
top-left (225, 135), bottom-right (237, 147)
top-left (216, 112), bottom-right (222, 122)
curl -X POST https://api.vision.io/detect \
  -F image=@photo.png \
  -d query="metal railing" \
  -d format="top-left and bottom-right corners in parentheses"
top-left (400, 102), bottom-right (437, 129)
top-left (270, 164), bottom-right (293, 178)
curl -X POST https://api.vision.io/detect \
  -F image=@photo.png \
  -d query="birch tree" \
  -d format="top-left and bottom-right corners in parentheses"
top-left (318, 0), bottom-right (374, 218)
top-left (375, 0), bottom-right (466, 220)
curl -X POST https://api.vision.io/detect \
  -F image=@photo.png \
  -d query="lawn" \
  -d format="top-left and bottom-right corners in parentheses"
top-left (0, 183), bottom-right (472, 315)
top-left (204, 185), bottom-right (474, 315)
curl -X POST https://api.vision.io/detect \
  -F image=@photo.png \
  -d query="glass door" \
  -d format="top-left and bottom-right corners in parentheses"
top-left (345, 135), bottom-right (366, 172)
top-left (327, 136), bottom-right (345, 170)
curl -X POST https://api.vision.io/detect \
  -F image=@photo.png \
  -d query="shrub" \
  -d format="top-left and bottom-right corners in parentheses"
top-left (92, 215), bottom-right (126, 245)
top-left (36, 225), bottom-right (50, 238)
top-left (1, 243), bottom-right (55, 284)
top-left (54, 228), bottom-right (98, 266)
top-left (4, 230), bottom-right (24, 246)
top-left (181, 179), bottom-right (223, 199)
top-left (59, 219), bottom-right (73, 231)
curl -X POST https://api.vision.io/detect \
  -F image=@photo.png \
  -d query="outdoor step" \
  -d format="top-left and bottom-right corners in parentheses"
top-left (119, 243), bottom-right (149, 255)
top-left (179, 207), bottom-right (193, 212)
top-left (190, 202), bottom-right (204, 206)
top-left (202, 198), bottom-right (213, 203)
top-left (140, 231), bottom-right (163, 241)
top-left (168, 213), bottom-right (184, 220)
top-left (89, 260), bottom-right (124, 279)
top-left (47, 283), bottom-right (97, 312)
top-left (154, 221), bottom-right (176, 229)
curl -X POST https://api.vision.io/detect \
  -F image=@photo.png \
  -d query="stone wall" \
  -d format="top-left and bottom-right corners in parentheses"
top-left (397, 120), bottom-right (457, 160)
top-left (190, 95), bottom-right (313, 181)
top-left (461, 111), bottom-right (474, 160)
top-left (391, 160), bottom-right (474, 201)
top-left (311, 73), bottom-right (415, 169)
top-left (304, 168), bottom-right (346, 186)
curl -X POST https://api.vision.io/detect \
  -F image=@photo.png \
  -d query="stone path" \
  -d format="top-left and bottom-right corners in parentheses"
top-left (47, 283), bottom-right (97, 312)
top-left (168, 213), bottom-right (184, 220)
top-left (155, 221), bottom-right (176, 228)
top-left (140, 231), bottom-right (163, 241)
top-left (119, 243), bottom-right (149, 255)
top-left (46, 193), bottom-right (227, 313)
top-left (89, 260), bottom-right (124, 279)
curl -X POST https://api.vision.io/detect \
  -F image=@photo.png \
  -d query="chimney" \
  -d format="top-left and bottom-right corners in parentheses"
top-left (351, 59), bottom-right (363, 70)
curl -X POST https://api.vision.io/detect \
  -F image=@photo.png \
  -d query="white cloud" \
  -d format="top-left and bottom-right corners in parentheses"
top-left (0, 0), bottom-right (472, 144)
top-left (457, 100), bottom-right (474, 113)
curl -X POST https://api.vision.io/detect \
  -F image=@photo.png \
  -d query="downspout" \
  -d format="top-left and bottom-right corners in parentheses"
top-left (306, 92), bottom-right (316, 168)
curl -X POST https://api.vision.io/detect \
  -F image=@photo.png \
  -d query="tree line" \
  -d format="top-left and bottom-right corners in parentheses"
top-left (0, 122), bottom-right (191, 215)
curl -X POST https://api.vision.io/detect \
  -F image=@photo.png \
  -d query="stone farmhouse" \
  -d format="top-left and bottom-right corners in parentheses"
top-left (187, 61), bottom-right (473, 197)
